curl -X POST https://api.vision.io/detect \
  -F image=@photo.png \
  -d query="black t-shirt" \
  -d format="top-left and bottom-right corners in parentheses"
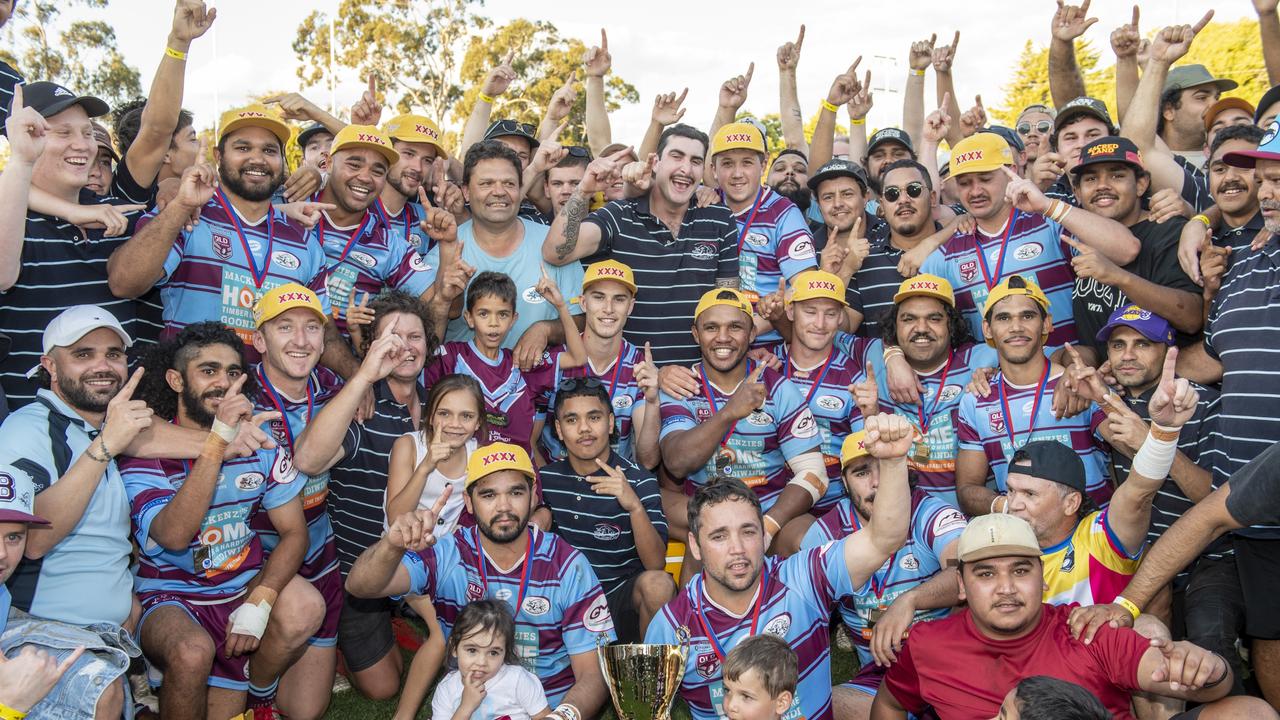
top-left (1072, 218), bottom-right (1198, 351)
top-left (1225, 440), bottom-right (1280, 528)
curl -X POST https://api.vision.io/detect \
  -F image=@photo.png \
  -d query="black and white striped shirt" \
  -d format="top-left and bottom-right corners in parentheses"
top-left (585, 196), bottom-right (738, 367)
top-left (847, 221), bottom-right (938, 339)
top-left (0, 61), bottom-right (24, 127)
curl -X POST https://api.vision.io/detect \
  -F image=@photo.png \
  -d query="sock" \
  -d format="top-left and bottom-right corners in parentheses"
top-left (247, 679), bottom-right (279, 708)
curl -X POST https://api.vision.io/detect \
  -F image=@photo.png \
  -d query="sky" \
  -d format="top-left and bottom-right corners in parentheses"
top-left (55, 0), bottom-right (1243, 143)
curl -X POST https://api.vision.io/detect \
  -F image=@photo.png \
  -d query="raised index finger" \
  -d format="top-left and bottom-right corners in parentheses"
top-left (796, 25), bottom-right (806, 47)
top-left (1162, 345), bottom-right (1179, 383)
top-left (431, 483), bottom-right (453, 515)
top-left (227, 372), bottom-right (248, 397)
top-left (1131, 5), bottom-right (1139, 26)
top-left (418, 185), bottom-right (434, 209)
top-left (11, 83), bottom-right (22, 113)
top-left (744, 62), bottom-right (755, 82)
top-left (120, 367), bottom-right (146, 395)
top-left (1080, 0), bottom-right (1091, 15)
top-left (600, 28), bottom-right (609, 49)
top-left (1191, 9), bottom-right (1213, 34)
top-left (951, 30), bottom-right (961, 49)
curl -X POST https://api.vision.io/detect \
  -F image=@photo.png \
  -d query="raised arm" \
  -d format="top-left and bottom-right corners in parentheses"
top-left (903, 34), bottom-right (936, 149)
top-left (460, 52), bottom-right (516, 160)
top-left (0, 87), bottom-right (46, 292)
top-left (931, 33), bottom-right (965, 148)
top-left (543, 150), bottom-right (628, 264)
top-left (843, 414), bottom-right (913, 586)
top-left (262, 92), bottom-right (344, 136)
top-left (1111, 6), bottom-right (1143, 122)
top-left (1256, 0), bottom-right (1280, 85)
top-left (108, 158), bottom-right (214, 298)
top-left (1048, 0), bottom-right (1096, 108)
top-left (776, 26), bottom-right (809, 153)
top-left (638, 89), bottom-right (688, 161)
top-left (809, 58), bottom-right (862, 169)
top-left (1063, 235), bottom-right (1202, 334)
top-left (707, 62), bottom-right (753, 185)
top-left (347, 499), bottom-right (451, 599)
top-left (1003, 168), bottom-right (1139, 264)
top-left (582, 29), bottom-right (613, 156)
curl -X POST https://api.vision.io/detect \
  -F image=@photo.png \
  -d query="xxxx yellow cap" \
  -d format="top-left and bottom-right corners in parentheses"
top-left (982, 276), bottom-right (1051, 346)
top-left (382, 114), bottom-right (445, 152)
top-left (694, 288), bottom-right (753, 322)
top-left (329, 124), bottom-right (400, 167)
top-left (893, 274), bottom-right (955, 307)
top-left (788, 270), bottom-right (848, 307)
top-left (949, 132), bottom-right (1014, 176)
top-left (581, 260), bottom-right (637, 294)
top-left (253, 283), bottom-right (327, 328)
top-left (841, 430), bottom-right (870, 468)
top-left (218, 103), bottom-right (291, 147)
top-left (466, 442), bottom-right (536, 488)
top-left (711, 121), bottom-right (767, 157)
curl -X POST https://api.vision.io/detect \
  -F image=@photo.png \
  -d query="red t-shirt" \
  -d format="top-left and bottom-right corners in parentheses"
top-left (883, 603), bottom-right (1148, 719)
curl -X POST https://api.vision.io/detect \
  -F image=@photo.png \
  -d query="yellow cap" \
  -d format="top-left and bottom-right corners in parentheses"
top-left (981, 276), bottom-right (1051, 346)
top-left (329, 124), bottom-right (400, 167)
top-left (382, 114), bottom-right (445, 152)
top-left (788, 270), bottom-right (848, 306)
top-left (581, 260), bottom-right (637, 294)
top-left (218, 103), bottom-right (291, 147)
top-left (711, 122), bottom-right (767, 157)
top-left (465, 442), bottom-right (536, 488)
top-left (893, 274), bottom-right (956, 307)
top-left (694, 287), bottom-right (753, 322)
top-left (949, 133), bottom-right (1014, 176)
top-left (253, 283), bottom-right (327, 329)
top-left (840, 430), bottom-right (870, 468)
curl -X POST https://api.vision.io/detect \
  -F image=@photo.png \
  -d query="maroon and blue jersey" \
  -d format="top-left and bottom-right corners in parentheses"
top-left (658, 364), bottom-right (822, 510)
top-left (401, 525), bottom-right (616, 706)
top-left (538, 339), bottom-right (647, 463)
top-left (371, 197), bottom-right (428, 252)
top-left (921, 210), bottom-right (1078, 347)
top-left (732, 187), bottom-right (816, 302)
top-left (122, 449), bottom-right (304, 597)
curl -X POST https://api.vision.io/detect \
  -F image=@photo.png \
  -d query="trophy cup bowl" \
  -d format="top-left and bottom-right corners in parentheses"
top-left (597, 641), bottom-right (687, 720)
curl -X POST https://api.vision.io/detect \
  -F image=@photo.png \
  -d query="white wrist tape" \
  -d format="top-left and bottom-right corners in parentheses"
top-left (786, 453), bottom-right (829, 503)
top-left (211, 418), bottom-right (238, 443)
top-left (1131, 429), bottom-right (1178, 481)
top-left (228, 600), bottom-right (273, 639)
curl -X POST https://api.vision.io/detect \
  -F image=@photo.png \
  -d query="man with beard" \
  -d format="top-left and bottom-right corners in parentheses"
top-left (871, 513), bottom-right (1268, 719)
top-left (803, 158), bottom-right (884, 334)
top-left (313, 124), bottom-right (436, 338)
top-left (1177, 125), bottom-right (1266, 285)
top-left (767, 149), bottom-right (813, 221)
top-left (953, 277), bottom-right (1114, 514)
top-left (121, 322), bottom-right (321, 720)
top-left (863, 129), bottom-right (917, 196)
top-left (372, 114), bottom-right (446, 251)
top-left (542, 124), bottom-right (740, 366)
top-left (347, 442), bottom-right (615, 720)
top-left (792, 430), bottom-right (967, 718)
top-left (922, 133), bottom-right (1139, 347)
top-left (647, 415), bottom-right (913, 720)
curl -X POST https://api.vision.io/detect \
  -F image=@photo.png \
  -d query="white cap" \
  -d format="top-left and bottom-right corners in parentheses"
top-left (27, 305), bottom-right (132, 377)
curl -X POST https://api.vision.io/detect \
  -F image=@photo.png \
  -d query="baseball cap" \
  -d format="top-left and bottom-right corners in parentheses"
top-left (1163, 64), bottom-right (1238, 95)
top-left (253, 283), bottom-right (327, 329)
top-left (1008, 440), bottom-right (1087, 495)
top-left (840, 430), bottom-right (869, 469)
top-left (1096, 304), bottom-right (1175, 346)
top-left (0, 468), bottom-right (49, 525)
top-left (91, 121), bottom-right (119, 162)
top-left (957, 513), bottom-right (1041, 563)
top-left (893, 274), bottom-right (955, 307)
top-left (1071, 136), bottom-right (1144, 176)
top-left (1054, 97), bottom-right (1117, 135)
top-left (19, 81), bottom-right (109, 122)
top-left (382, 114), bottom-right (445, 152)
top-left (218, 103), bottom-right (292, 148)
top-left (484, 119), bottom-right (540, 149)
top-left (581, 260), bottom-right (637, 294)
top-left (1203, 97), bottom-right (1256, 133)
top-left (949, 133), bottom-right (1013, 177)
top-left (788, 270), bottom-right (848, 307)
top-left (711, 121), bottom-right (767, 157)
top-left (866, 128), bottom-right (914, 157)
top-left (296, 123), bottom-right (333, 150)
top-left (1255, 84), bottom-right (1280, 124)
top-left (329, 124), bottom-right (400, 167)
top-left (773, 147), bottom-right (807, 164)
top-left (982, 275), bottom-right (1050, 318)
top-left (30, 305), bottom-right (132, 378)
top-left (1224, 119), bottom-right (1280, 168)
top-left (806, 158), bottom-right (869, 192)
top-left (694, 288), bottom-right (753, 322)
top-left (981, 125), bottom-right (1024, 154)
top-left (466, 442), bottom-right (535, 488)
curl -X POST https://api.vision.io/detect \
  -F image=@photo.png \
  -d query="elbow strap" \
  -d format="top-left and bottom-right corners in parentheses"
top-left (787, 453), bottom-right (829, 503)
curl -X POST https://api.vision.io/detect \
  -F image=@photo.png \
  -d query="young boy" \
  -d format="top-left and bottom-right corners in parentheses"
top-left (425, 270), bottom-right (586, 452)
top-left (721, 635), bottom-right (799, 720)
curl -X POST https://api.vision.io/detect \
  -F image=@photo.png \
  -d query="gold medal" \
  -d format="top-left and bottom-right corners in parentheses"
top-left (913, 442), bottom-right (930, 464)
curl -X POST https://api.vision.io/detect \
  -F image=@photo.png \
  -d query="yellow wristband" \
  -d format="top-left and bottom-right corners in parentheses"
top-left (0, 703), bottom-right (27, 720)
top-left (911, 69), bottom-right (926, 77)
top-left (1114, 595), bottom-right (1141, 620)
top-left (165, 46), bottom-right (187, 61)
top-left (1192, 214), bottom-right (1212, 228)
top-left (478, 92), bottom-right (495, 105)
top-left (820, 99), bottom-right (839, 114)
top-left (850, 118), bottom-right (866, 126)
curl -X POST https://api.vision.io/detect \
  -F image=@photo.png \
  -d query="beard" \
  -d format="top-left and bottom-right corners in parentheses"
top-left (772, 180), bottom-right (811, 211)
top-left (58, 370), bottom-right (121, 414)
top-left (476, 508), bottom-right (529, 544)
top-left (219, 163), bottom-right (285, 202)
top-left (703, 556), bottom-right (762, 594)
top-left (181, 384), bottom-right (224, 429)
top-left (1262, 200), bottom-right (1280, 234)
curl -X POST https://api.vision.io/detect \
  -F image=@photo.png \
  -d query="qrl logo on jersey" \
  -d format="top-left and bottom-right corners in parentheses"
top-left (212, 234), bottom-right (233, 260)
top-left (959, 260), bottom-right (978, 282)
top-left (466, 580), bottom-right (484, 601)
top-left (988, 410), bottom-right (1006, 434)
top-left (696, 651), bottom-right (720, 678)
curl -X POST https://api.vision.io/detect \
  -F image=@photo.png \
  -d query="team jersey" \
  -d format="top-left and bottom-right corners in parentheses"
top-left (731, 187), bottom-right (816, 302)
top-left (800, 489), bottom-right (966, 665)
top-left (870, 343), bottom-right (1001, 507)
top-left (314, 210), bottom-right (434, 335)
top-left (538, 340), bottom-right (647, 463)
top-left (423, 341), bottom-right (560, 452)
top-left (955, 367), bottom-right (1114, 508)
top-left (249, 365), bottom-right (343, 578)
top-left (1041, 510), bottom-right (1143, 607)
top-left (401, 524), bottom-right (616, 706)
top-left (144, 193), bottom-right (332, 346)
top-left (122, 449), bottom-right (304, 597)
top-left (371, 197), bottom-right (428, 251)
top-left (645, 541), bottom-right (857, 720)
top-left (921, 209), bottom-right (1078, 347)
top-left (658, 363), bottom-right (823, 509)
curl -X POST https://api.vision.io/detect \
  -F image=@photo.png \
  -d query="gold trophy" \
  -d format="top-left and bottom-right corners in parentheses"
top-left (597, 639), bottom-right (687, 720)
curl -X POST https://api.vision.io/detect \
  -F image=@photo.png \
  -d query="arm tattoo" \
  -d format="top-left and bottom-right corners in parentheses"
top-left (554, 189), bottom-right (591, 261)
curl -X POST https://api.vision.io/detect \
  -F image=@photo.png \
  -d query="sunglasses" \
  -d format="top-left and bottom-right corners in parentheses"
top-left (566, 145), bottom-right (593, 159)
top-left (1016, 120), bottom-right (1054, 136)
top-left (490, 120), bottom-right (537, 137)
top-left (557, 376), bottom-right (604, 393)
top-left (881, 182), bottom-right (925, 203)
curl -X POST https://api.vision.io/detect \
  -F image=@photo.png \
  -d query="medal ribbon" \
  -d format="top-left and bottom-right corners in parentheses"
top-left (476, 526), bottom-right (534, 616)
top-left (973, 208), bottom-right (1022, 289)
top-left (374, 198), bottom-right (412, 241)
top-left (319, 212), bottom-right (373, 274)
top-left (584, 336), bottom-right (626, 401)
top-left (255, 366), bottom-right (313, 450)
top-left (786, 349), bottom-right (836, 407)
top-left (698, 360), bottom-right (755, 449)
top-left (996, 358), bottom-right (1051, 452)
top-left (734, 187), bottom-right (766, 251)
top-left (915, 353), bottom-right (954, 437)
top-left (845, 506), bottom-right (897, 600)
top-left (214, 188), bottom-right (275, 288)
top-left (694, 565), bottom-right (770, 663)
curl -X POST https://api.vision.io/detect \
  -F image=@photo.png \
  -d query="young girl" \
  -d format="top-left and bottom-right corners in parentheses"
top-left (385, 374), bottom-right (485, 534)
top-left (431, 600), bottom-right (550, 720)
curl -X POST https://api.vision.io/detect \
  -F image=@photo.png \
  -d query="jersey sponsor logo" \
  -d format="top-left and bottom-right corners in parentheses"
top-left (1061, 545), bottom-right (1076, 572)
top-left (744, 231), bottom-right (769, 247)
top-left (762, 613), bottom-right (791, 638)
top-left (349, 251), bottom-right (377, 269)
top-left (495, 588), bottom-right (513, 601)
top-left (1013, 242), bottom-right (1043, 261)
top-left (212, 234), bottom-right (233, 260)
top-left (199, 520), bottom-right (251, 548)
top-left (522, 286), bottom-right (547, 305)
top-left (583, 593), bottom-right (614, 632)
top-left (409, 254), bottom-right (433, 272)
top-left (1021, 399), bottom-right (1037, 414)
top-left (959, 260), bottom-right (978, 282)
top-left (747, 410), bottom-right (774, 426)
top-left (612, 394), bottom-right (634, 410)
top-left (816, 395), bottom-right (845, 411)
top-left (273, 450), bottom-right (298, 484)
top-left (988, 410), bottom-right (1006, 434)
top-left (696, 651), bottom-right (720, 678)
top-left (522, 596), bottom-right (551, 616)
top-left (787, 238), bottom-right (816, 261)
top-left (593, 523), bottom-right (622, 541)
top-left (899, 553), bottom-right (920, 571)
top-left (481, 450), bottom-right (518, 465)
top-left (248, 239), bottom-right (262, 252)
top-left (271, 250), bottom-right (300, 270)
top-left (691, 242), bottom-right (717, 260)
top-left (953, 150), bottom-right (984, 164)
top-left (234, 471), bottom-right (265, 491)
top-left (931, 508), bottom-right (967, 536)
top-left (791, 409), bottom-right (819, 438)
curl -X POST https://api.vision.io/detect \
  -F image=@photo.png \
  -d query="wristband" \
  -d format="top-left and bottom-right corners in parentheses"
top-left (1191, 214), bottom-right (1212, 228)
top-left (820, 98), bottom-right (839, 114)
top-left (477, 92), bottom-right (495, 105)
top-left (1113, 595), bottom-right (1141, 620)
top-left (211, 418), bottom-right (238, 443)
top-left (883, 346), bottom-right (905, 361)
top-left (763, 515), bottom-right (782, 537)
top-left (850, 118), bottom-right (866, 125)
top-left (165, 46), bottom-right (187, 61)
top-left (1148, 423), bottom-right (1180, 443)
top-left (85, 437), bottom-right (111, 463)
top-left (1202, 655), bottom-right (1229, 688)
top-left (552, 703), bottom-right (581, 720)
top-left (1132, 425), bottom-right (1178, 480)
top-left (0, 703), bottom-right (27, 720)
top-left (228, 600), bottom-right (272, 640)
top-left (990, 494), bottom-right (1006, 515)
top-left (910, 69), bottom-right (926, 77)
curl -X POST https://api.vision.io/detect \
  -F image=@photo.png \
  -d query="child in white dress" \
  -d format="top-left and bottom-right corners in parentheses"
top-left (431, 599), bottom-right (551, 720)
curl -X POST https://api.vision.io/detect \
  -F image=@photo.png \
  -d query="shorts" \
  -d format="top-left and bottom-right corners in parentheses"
top-left (306, 565), bottom-right (344, 647)
top-left (605, 572), bottom-right (643, 644)
top-left (139, 589), bottom-right (251, 692)
top-left (841, 658), bottom-right (885, 697)
top-left (336, 593), bottom-right (395, 673)
top-left (1232, 536), bottom-right (1280, 639)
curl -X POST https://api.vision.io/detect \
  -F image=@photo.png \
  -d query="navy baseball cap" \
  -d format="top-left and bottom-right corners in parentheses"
top-left (1071, 136), bottom-right (1145, 176)
top-left (1010, 441), bottom-right (1086, 495)
top-left (866, 127), bottom-right (914, 156)
top-left (807, 158), bottom-right (869, 192)
top-left (1096, 304), bottom-right (1175, 345)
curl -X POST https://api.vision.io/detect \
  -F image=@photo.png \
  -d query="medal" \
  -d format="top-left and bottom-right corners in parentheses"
top-left (715, 448), bottom-right (735, 480)
top-left (913, 443), bottom-right (931, 463)
top-left (911, 353), bottom-right (953, 467)
top-left (699, 361), bottom-right (755, 482)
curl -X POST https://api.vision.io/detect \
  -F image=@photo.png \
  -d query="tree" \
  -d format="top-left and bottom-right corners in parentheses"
top-left (292, 0), bottom-right (490, 123)
top-left (454, 19), bottom-right (639, 145)
top-left (994, 39), bottom-right (1105, 125)
top-left (0, 0), bottom-right (141, 106)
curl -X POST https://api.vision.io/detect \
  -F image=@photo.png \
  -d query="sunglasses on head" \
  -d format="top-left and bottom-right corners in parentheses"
top-left (565, 146), bottom-right (593, 159)
top-left (881, 182), bottom-right (925, 203)
top-left (1016, 120), bottom-right (1054, 136)
top-left (557, 376), bottom-right (604, 393)
top-left (492, 120), bottom-right (536, 137)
